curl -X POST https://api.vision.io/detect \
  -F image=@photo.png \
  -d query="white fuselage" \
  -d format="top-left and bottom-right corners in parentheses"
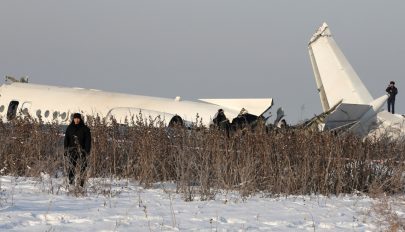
top-left (0, 82), bottom-right (248, 126)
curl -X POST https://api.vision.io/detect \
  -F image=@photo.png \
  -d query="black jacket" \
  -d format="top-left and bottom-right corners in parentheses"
top-left (213, 111), bottom-right (227, 126)
top-left (64, 120), bottom-right (91, 154)
top-left (386, 86), bottom-right (398, 100)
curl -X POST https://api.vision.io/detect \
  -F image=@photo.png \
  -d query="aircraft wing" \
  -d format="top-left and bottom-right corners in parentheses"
top-left (308, 23), bottom-right (373, 112)
top-left (198, 98), bottom-right (273, 116)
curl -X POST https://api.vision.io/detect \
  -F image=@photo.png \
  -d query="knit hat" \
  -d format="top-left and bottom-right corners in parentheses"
top-left (73, 113), bottom-right (82, 119)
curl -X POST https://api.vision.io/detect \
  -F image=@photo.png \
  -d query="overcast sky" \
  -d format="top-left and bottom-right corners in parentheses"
top-left (0, 1), bottom-right (404, 123)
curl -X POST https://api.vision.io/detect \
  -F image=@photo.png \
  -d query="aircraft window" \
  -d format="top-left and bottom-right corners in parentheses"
top-left (36, 110), bottom-right (42, 118)
top-left (44, 110), bottom-right (50, 118)
top-left (53, 111), bottom-right (59, 120)
top-left (22, 108), bottom-right (29, 115)
top-left (0, 105), bottom-right (4, 112)
top-left (60, 112), bottom-right (67, 120)
top-left (7, 101), bottom-right (19, 120)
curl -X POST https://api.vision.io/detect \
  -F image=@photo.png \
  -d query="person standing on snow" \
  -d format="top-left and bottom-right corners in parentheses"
top-left (64, 113), bottom-right (91, 187)
top-left (386, 81), bottom-right (398, 114)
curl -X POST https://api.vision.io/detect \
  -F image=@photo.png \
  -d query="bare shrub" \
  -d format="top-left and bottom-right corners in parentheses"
top-left (0, 116), bottom-right (404, 200)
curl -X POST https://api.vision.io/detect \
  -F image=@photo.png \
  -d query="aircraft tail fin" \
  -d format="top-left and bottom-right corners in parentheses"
top-left (308, 22), bottom-right (373, 112)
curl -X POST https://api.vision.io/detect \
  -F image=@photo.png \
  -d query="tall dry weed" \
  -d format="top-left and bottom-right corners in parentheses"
top-left (0, 116), bottom-right (404, 200)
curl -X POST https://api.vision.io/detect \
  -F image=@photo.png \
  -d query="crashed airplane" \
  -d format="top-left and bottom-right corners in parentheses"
top-left (1, 22), bottom-right (402, 137)
top-left (0, 77), bottom-right (272, 127)
top-left (307, 22), bottom-right (405, 139)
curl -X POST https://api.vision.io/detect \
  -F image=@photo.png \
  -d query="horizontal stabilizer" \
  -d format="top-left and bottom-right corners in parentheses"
top-left (198, 98), bottom-right (273, 116)
top-left (325, 103), bottom-right (371, 130)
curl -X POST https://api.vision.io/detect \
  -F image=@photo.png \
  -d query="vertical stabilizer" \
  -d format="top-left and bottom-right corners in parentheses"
top-left (308, 23), bottom-right (373, 112)
top-left (309, 45), bottom-right (330, 111)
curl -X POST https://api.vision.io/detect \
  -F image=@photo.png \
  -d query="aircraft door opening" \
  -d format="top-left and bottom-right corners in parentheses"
top-left (7, 100), bottom-right (19, 120)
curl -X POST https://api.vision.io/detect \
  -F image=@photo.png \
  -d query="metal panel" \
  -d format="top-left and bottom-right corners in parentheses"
top-left (325, 103), bottom-right (370, 130)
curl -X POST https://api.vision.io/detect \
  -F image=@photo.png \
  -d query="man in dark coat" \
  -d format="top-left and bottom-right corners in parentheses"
top-left (213, 109), bottom-right (231, 136)
top-left (213, 109), bottom-right (227, 127)
top-left (386, 81), bottom-right (398, 114)
top-left (64, 113), bottom-right (91, 187)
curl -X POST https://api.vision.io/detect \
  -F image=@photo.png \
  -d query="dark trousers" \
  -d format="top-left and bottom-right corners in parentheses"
top-left (388, 98), bottom-right (395, 114)
top-left (67, 149), bottom-right (88, 187)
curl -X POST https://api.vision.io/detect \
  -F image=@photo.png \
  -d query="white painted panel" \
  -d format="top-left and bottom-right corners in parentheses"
top-left (308, 23), bottom-right (373, 109)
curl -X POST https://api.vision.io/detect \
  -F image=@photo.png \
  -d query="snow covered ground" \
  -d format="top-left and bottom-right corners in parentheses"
top-left (0, 175), bottom-right (402, 231)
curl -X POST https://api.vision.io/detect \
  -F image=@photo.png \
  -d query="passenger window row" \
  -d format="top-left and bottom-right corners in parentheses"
top-left (0, 101), bottom-right (69, 121)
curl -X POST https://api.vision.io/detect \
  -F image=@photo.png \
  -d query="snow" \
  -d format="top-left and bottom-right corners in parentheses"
top-left (0, 175), bottom-right (399, 231)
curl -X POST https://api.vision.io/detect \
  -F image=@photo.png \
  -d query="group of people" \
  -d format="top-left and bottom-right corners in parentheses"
top-left (212, 107), bottom-right (287, 133)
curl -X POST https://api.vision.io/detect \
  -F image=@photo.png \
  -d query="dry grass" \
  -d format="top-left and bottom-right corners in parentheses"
top-left (0, 116), bottom-right (404, 200)
top-left (369, 192), bottom-right (405, 232)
